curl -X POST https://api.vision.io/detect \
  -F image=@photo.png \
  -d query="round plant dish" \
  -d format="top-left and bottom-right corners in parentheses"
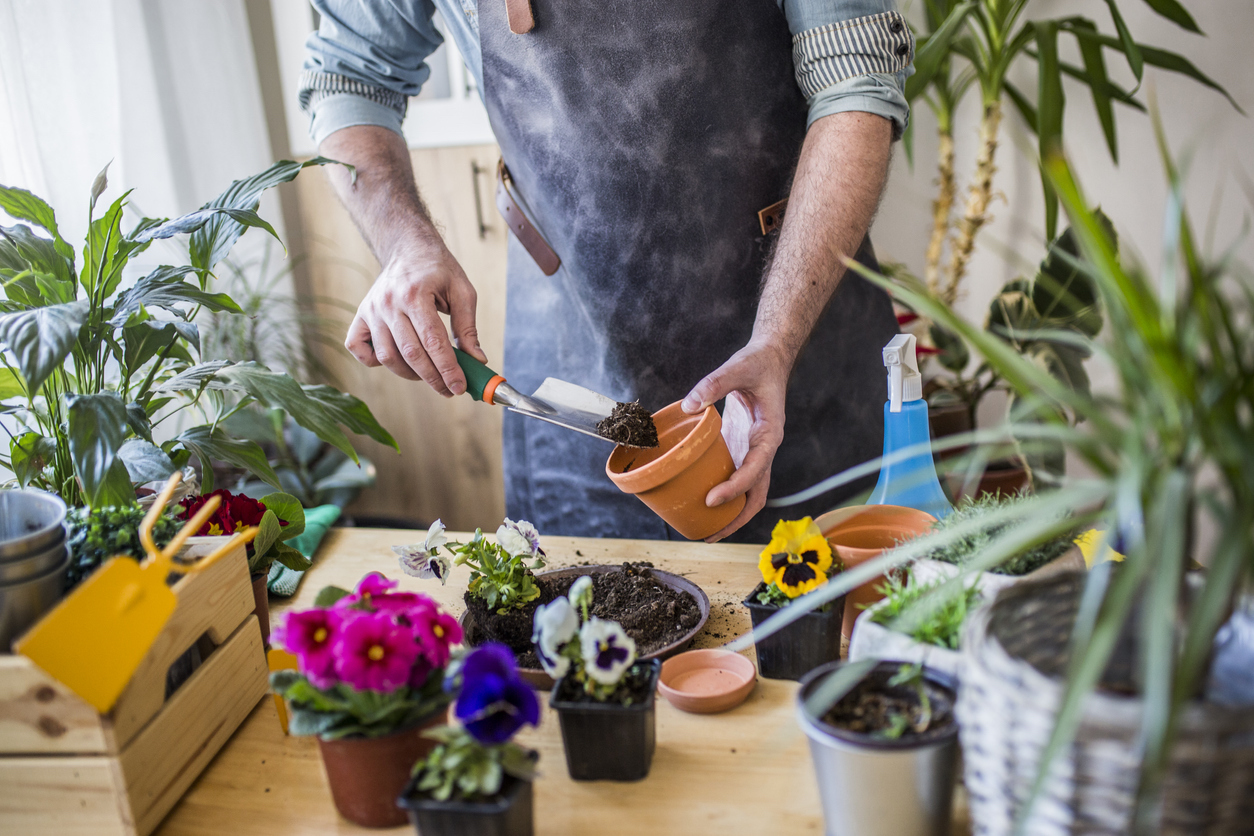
top-left (658, 649), bottom-right (756, 714)
top-left (461, 564), bottom-right (710, 690)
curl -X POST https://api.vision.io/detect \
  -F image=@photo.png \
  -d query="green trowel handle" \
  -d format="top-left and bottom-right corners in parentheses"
top-left (454, 347), bottom-right (504, 403)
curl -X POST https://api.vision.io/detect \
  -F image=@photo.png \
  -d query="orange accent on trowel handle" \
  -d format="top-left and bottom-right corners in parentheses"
top-left (483, 375), bottom-right (507, 406)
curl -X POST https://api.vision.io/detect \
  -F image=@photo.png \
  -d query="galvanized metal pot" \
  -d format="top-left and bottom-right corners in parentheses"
top-left (797, 660), bottom-right (959, 836)
top-left (0, 490), bottom-right (66, 560)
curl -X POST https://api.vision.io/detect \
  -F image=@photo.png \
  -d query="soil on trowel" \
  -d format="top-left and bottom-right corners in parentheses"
top-left (823, 674), bottom-right (954, 740)
top-left (596, 401), bottom-right (659, 448)
top-left (463, 562), bottom-right (701, 668)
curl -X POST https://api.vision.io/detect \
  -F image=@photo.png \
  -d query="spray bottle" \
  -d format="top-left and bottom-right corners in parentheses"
top-left (867, 334), bottom-right (952, 518)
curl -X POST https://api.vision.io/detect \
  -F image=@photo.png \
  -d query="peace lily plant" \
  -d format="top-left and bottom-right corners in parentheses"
top-left (396, 518), bottom-right (547, 614)
top-left (0, 160), bottom-right (395, 508)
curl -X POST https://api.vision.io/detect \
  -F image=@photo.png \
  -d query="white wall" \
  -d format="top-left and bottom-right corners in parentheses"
top-left (875, 0), bottom-right (1253, 421)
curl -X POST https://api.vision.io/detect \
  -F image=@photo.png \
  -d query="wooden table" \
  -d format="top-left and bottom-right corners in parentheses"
top-left (154, 529), bottom-right (968, 835)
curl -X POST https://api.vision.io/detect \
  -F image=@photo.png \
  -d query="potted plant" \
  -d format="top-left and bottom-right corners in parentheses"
top-left (533, 576), bottom-right (661, 781)
top-left (742, 517), bottom-right (845, 681)
top-left (269, 572), bottom-right (462, 827)
top-left (64, 504), bottom-right (181, 590)
top-left (0, 160), bottom-right (395, 512)
top-left (847, 568), bottom-right (981, 680)
top-left (398, 519), bottom-right (706, 681)
top-left (397, 644), bottom-right (540, 836)
top-left (179, 488), bottom-right (306, 642)
top-left (797, 660), bottom-right (959, 836)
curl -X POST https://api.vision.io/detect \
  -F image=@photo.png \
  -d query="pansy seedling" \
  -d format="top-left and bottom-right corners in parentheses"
top-left (394, 519), bottom-right (453, 584)
top-left (758, 517), bottom-right (835, 599)
top-left (579, 618), bottom-right (637, 687)
top-left (532, 597), bottom-right (579, 679)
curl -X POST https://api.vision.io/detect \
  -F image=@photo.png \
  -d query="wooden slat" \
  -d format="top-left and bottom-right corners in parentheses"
top-left (0, 756), bottom-right (128, 836)
top-left (120, 615), bottom-right (268, 836)
top-left (0, 655), bottom-right (108, 754)
top-left (107, 540), bottom-right (255, 751)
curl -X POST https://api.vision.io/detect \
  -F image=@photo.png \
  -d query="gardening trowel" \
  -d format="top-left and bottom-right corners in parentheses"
top-left (15, 473), bottom-right (258, 713)
top-left (455, 347), bottom-right (649, 446)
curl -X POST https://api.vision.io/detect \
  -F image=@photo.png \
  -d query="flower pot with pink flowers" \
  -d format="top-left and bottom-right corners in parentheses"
top-left (535, 576), bottom-right (661, 781)
top-left (397, 643), bottom-right (541, 836)
top-left (180, 488), bottom-right (307, 643)
top-left (269, 572), bottom-right (463, 828)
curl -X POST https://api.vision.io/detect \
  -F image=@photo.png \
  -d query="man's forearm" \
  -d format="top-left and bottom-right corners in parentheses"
top-left (319, 125), bottom-right (443, 265)
top-left (754, 111), bottom-right (893, 365)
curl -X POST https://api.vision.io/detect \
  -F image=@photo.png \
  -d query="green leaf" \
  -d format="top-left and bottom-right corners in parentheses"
top-left (175, 425), bottom-right (281, 491)
top-left (929, 322), bottom-right (970, 373)
top-left (0, 300), bottom-right (88, 396)
top-left (187, 157), bottom-right (349, 274)
top-left (212, 364), bottom-right (356, 461)
top-left (0, 185), bottom-right (75, 265)
top-left (122, 320), bottom-right (188, 375)
top-left (259, 492), bottom-right (306, 540)
top-left (1035, 20), bottom-right (1064, 241)
top-left (0, 223), bottom-right (76, 287)
top-left (251, 510), bottom-right (283, 570)
top-left (111, 265), bottom-right (244, 324)
top-left (313, 584), bottom-right (352, 608)
top-left (1003, 81), bottom-right (1037, 133)
top-left (302, 384), bottom-right (398, 450)
top-left (905, 2), bottom-right (976, 102)
top-left (1102, 0), bottom-right (1143, 80)
top-left (10, 432), bottom-right (55, 488)
top-left (1070, 20), bottom-right (1117, 163)
top-left (66, 393), bottom-right (136, 507)
top-left (0, 367), bottom-right (25, 400)
top-left (118, 438), bottom-right (176, 483)
top-left (83, 190), bottom-right (137, 299)
top-left (1140, 0), bottom-right (1200, 33)
top-left (273, 541), bottom-right (312, 572)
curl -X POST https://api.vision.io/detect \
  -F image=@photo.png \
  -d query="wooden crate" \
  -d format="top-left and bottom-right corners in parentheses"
top-left (0, 537), bottom-right (269, 835)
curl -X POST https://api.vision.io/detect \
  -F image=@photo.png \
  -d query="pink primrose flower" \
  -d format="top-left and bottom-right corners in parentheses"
top-left (272, 608), bottom-right (343, 688)
top-left (411, 605), bottom-right (463, 668)
top-left (334, 611), bottom-right (420, 692)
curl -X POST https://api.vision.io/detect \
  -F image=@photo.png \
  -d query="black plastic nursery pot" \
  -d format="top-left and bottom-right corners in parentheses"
top-left (743, 583), bottom-right (845, 681)
top-left (550, 659), bottom-right (662, 781)
top-left (397, 774), bottom-right (534, 836)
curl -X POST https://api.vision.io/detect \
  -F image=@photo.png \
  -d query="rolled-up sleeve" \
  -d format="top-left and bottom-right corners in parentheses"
top-left (784, 0), bottom-right (914, 138)
top-left (300, 0), bottom-right (443, 147)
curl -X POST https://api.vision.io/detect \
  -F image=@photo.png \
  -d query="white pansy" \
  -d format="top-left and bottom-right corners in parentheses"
top-left (392, 520), bottom-right (451, 583)
top-left (532, 598), bottom-right (579, 678)
top-left (496, 518), bottom-right (544, 558)
top-left (568, 575), bottom-right (594, 611)
top-left (579, 617), bottom-right (637, 686)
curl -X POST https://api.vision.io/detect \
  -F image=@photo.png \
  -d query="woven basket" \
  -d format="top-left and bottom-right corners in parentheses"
top-left (958, 571), bottom-right (1254, 836)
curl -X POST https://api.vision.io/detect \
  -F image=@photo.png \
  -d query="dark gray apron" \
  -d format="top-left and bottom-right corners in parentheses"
top-left (479, 0), bottom-right (898, 542)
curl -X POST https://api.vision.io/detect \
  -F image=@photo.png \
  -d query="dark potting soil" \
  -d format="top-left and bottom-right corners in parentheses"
top-left (595, 401), bottom-right (659, 448)
top-left (464, 563), bottom-right (701, 669)
top-left (553, 660), bottom-right (656, 706)
top-left (822, 675), bottom-right (954, 740)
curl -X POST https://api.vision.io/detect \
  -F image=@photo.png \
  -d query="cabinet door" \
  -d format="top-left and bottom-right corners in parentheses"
top-left (293, 144), bottom-right (507, 531)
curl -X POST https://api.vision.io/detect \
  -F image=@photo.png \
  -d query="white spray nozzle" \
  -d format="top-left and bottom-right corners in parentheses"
top-left (883, 334), bottom-right (922, 413)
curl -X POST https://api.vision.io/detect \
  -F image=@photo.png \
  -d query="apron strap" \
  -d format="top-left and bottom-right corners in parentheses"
top-left (496, 159), bottom-right (561, 275)
top-left (505, 0), bottom-right (536, 34)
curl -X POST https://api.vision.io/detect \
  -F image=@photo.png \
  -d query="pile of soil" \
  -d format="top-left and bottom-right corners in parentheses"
top-left (552, 660), bottom-right (656, 706)
top-left (823, 674), bottom-right (954, 739)
top-left (596, 401), bottom-right (658, 448)
top-left (463, 562), bottom-right (701, 669)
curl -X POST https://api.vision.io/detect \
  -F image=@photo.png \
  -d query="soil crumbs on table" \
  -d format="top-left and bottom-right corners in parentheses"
top-left (464, 563), bottom-right (701, 668)
top-left (596, 401), bottom-right (659, 448)
top-left (823, 676), bottom-right (954, 739)
top-left (553, 660), bottom-right (656, 706)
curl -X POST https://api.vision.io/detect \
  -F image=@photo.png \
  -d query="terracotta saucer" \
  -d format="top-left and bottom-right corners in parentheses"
top-left (657, 649), bottom-right (756, 714)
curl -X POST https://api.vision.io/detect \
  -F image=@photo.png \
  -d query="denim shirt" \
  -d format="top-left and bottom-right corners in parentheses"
top-left (301, 0), bottom-right (913, 147)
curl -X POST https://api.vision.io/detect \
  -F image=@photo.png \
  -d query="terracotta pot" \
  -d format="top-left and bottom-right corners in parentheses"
top-left (606, 402), bottom-right (744, 540)
top-left (946, 460), bottom-right (1031, 503)
top-left (814, 505), bottom-right (938, 639)
top-left (927, 402), bottom-right (973, 458)
top-left (250, 572), bottom-right (271, 645)
top-left (318, 711), bottom-right (446, 828)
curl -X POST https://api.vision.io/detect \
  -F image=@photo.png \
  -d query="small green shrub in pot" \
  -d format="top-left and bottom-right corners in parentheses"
top-left (869, 569), bottom-right (983, 651)
top-left (917, 492), bottom-right (1082, 576)
top-left (64, 504), bottom-right (181, 590)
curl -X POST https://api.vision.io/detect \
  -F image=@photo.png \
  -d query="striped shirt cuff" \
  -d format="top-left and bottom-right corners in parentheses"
top-left (792, 11), bottom-right (915, 100)
top-left (299, 70), bottom-right (408, 119)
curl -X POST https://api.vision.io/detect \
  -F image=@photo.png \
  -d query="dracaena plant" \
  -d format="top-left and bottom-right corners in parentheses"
top-left (745, 110), bottom-right (1254, 830)
top-left (0, 160), bottom-right (397, 508)
top-left (901, 0), bottom-right (1238, 357)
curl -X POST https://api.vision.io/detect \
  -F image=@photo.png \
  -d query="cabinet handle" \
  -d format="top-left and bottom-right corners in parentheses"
top-left (471, 161), bottom-right (490, 239)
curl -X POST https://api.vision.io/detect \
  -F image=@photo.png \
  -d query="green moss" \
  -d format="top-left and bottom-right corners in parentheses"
top-left (920, 492), bottom-right (1079, 576)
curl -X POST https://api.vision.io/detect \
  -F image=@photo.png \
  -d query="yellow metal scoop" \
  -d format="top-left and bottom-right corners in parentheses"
top-left (16, 474), bottom-right (257, 713)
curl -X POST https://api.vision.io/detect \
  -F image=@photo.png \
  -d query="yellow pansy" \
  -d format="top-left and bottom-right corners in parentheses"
top-left (758, 517), bottom-right (833, 598)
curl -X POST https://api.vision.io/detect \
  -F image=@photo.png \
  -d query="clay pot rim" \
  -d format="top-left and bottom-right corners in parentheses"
top-left (816, 504), bottom-right (937, 553)
top-left (657, 648), bottom-right (756, 714)
top-left (605, 402), bottom-right (720, 494)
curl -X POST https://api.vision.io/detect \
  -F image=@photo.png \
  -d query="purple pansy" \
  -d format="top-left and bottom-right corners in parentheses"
top-left (454, 643), bottom-right (540, 745)
top-left (579, 617), bottom-right (637, 686)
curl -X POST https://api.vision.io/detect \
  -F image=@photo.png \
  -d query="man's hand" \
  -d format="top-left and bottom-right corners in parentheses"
top-left (681, 340), bottom-right (791, 542)
top-left (686, 111), bottom-right (893, 542)
top-left (344, 240), bottom-right (485, 397)
top-left (322, 125), bottom-right (485, 397)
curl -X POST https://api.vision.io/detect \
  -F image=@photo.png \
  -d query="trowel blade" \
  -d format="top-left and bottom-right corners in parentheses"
top-left (506, 377), bottom-right (617, 442)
